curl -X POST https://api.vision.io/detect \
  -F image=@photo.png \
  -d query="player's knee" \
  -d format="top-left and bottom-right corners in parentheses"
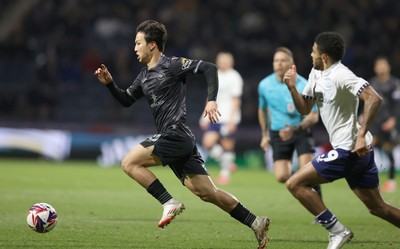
top-left (285, 178), bottom-right (297, 194)
top-left (276, 175), bottom-right (288, 183)
top-left (121, 159), bottom-right (130, 174)
top-left (121, 158), bottom-right (137, 174)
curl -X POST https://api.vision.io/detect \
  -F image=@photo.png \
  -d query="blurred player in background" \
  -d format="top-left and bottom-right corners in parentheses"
top-left (200, 52), bottom-right (243, 185)
top-left (284, 31), bottom-right (400, 249)
top-left (369, 56), bottom-right (400, 192)
top-left (258, 47), bottom-right (321, 197)
top-left (94, 20), bottom-right (270, 249)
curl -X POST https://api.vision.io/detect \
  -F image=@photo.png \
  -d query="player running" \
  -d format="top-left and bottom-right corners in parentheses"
top-left (283, 31), bottom-right (400, 249)
top-left (94, 20), bottom-right (270, 249)
top-left (200, 51), bottom-right (243, 185)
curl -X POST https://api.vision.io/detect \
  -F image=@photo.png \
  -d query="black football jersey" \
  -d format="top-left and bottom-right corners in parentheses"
top-left (108, 55), bottom-right (218, 137)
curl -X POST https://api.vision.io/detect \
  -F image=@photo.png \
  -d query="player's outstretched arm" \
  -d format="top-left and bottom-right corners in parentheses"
top-left (94, 64), bottom-right (136, 107)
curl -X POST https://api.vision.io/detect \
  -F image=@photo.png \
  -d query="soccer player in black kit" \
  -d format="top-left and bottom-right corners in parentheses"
top-left (94, 20), bottom-right (270, 249)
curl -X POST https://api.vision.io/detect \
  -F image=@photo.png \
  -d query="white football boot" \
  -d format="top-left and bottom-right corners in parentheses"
top-left (253, 216), bottom-right (271, 249)
top-left (157, 200), bottom-right (185, 228)
top-left (327, 228), bottom-right (354, 249)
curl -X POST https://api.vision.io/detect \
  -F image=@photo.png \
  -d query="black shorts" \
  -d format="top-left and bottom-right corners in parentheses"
top-left (270, 129), bottom-right (315, 161)
top-left (140, 133), bottom-right (209, 184)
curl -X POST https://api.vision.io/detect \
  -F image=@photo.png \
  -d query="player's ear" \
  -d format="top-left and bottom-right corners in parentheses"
top-left (321, 53), bottom-right (328, 62)
top-left (149, 41), bottom-right (156, 51)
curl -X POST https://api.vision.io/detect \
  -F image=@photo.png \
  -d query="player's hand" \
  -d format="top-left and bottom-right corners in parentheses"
top-left (94, 64), bottom-right (113, 85)
top-left (279, 125), bottom-right (294, 141)
top-left (204, 101), bottom-right (221, 123)
top-left (283, 64), bottom-right (297, 89)
top-left (351, 135), bottom-right (371, 157)
top-left (260, 135), bottom-right (270, 151)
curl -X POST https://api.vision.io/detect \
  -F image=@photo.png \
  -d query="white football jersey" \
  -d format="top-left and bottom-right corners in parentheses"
top-left (303, 61), bottom-right (372, 150)
top-left (215, 68), bottom-right (243, 124)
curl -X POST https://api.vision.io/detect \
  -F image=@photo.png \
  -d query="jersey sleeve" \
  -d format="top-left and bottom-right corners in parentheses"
top-left (258, 80), bottom-right (268, 109)
top-left (105, 69), bottom-right (145, 107)
top-left (337, 68), bottom-right (369, 97)
top-left (302, 70), bottom-right (315, 100)
top-left (126, 71), bottom-right (145, 101)
top-left (171, 57), bottom-right (218, 101)
top-left (170, 57), bottom-right (204, 78)
top-left (126, 78), bottom-right (144, 101)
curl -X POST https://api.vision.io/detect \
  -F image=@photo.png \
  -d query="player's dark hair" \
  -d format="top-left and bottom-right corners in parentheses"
top-left (315, 32), bottom-right (345, 62)
top-left (136, 20), bottom-right (168, 52)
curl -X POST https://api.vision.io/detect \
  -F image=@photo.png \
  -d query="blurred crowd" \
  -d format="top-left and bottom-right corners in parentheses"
top-left (0, 0), bottom-right (399, 135)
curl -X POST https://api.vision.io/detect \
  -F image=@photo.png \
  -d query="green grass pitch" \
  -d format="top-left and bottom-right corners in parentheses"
top-left (0, 158), bottom-right (399, 248)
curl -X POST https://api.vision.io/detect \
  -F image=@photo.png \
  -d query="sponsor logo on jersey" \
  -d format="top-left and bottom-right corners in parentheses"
top-left (150, 94), bottom-right (165, 108)
top-left (181, 58), bottom-right (193, 70)
top-left (287, 103), bottom-right (295, 113)
top-left (315, 92), bottom-right (333, 104)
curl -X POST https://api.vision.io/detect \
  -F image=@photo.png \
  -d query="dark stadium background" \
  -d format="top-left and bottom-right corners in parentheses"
top-left (1, 0), bottom-right (399, 161)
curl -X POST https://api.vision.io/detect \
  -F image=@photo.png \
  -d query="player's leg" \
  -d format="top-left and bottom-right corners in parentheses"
top-left (184, 174), bottom-right (270, 249)
top-left (347, 148), bottom-right (400, 227)
top-left (285, 162), bottom-right (328, 214)
top-left (270, 130), bottom-right (295, 183)
top-left (295, 130), bottom-right (322, 199)
top-left (121, 143), bottom-right (160, 187)
top-left (273, 160), bottom-right (292, 183)
top-left (352, 187), bottom-right (400, 227)
top-left (184, 174), bottom-right (237, 211)
top-left (201, 126), bottom-right (221, 161)
top-left (173, 144), bottom-right (269, 248)
top-left (286, 161), bottom-right (352, 248)
top-left (217, 137), bottom-right (236, 185)
top-left (299, 153), bottom-right (322, 199)
top-left (121, 136), bottom-right (185, 228)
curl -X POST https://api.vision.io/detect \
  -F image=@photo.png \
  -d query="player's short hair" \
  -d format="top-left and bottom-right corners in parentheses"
top-left (315, 32), bottom-right (345, 62)
top-left (275, 47), bottom-right (294, 62)
top-left (136, 20), bottom-right (168, 52)
top-left (375, 55), bottom-right (389, 64)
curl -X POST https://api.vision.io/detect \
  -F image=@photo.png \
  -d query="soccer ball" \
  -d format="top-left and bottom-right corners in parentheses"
top-left (26, 203), bottom-right (58, 233)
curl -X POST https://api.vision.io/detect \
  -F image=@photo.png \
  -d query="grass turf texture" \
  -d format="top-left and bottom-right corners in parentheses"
top-left (0, 158), bottom-right (399, 249)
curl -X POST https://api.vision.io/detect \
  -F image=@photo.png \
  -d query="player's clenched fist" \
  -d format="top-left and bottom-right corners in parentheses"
top-left (94, 64), bottom-right (113, 85)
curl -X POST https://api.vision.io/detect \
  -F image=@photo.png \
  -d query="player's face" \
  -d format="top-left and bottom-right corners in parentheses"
top-left (216, 53), bottom-right (233, 72)
top-left (134, 32), bottom-right (152, 64)
top-left (273, 51), bottom-right (292, 79)
top-left (311, 43), bottom-right (323, 70)
top-left (374, 58), bottom-right (390, 77)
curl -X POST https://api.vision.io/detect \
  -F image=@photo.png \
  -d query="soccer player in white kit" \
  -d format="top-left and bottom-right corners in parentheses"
top-left (283, 32), bottom-right (400, 249)
top-left (200, 52), bottom-right (243, 185)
